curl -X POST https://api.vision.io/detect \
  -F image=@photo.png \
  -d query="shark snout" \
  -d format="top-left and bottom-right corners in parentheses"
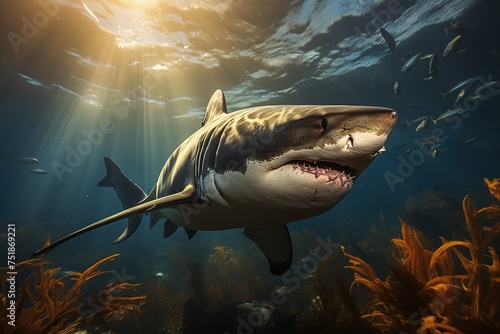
top-left (377, 108), bottom-right (398, 135)
top-left (334, 106), bottom-right (397, 152)
top-left (324, 106), bottom-right (397, 169)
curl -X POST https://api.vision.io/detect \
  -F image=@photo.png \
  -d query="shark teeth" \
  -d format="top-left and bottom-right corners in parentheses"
top-left (289, 160), bottom-right (354, 186)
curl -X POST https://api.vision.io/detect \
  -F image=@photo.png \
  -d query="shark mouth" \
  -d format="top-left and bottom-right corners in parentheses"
top-left (287, 160), bottom-right (355, 186)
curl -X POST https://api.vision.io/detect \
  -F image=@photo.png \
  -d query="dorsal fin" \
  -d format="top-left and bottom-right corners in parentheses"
top-left (201, 90), bottom-right (228, 126)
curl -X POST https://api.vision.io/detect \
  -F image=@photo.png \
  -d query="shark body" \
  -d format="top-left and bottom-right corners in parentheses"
top-left (33, 90), bottom-right (397, 275)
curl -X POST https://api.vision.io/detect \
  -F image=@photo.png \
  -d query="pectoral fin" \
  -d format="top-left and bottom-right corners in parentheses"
top-left (112, 216), bottom-right (142, 243)
top-left (32, 184), bottom-right (197, 257)
top-left (244, 225), bottom-right (292, 276)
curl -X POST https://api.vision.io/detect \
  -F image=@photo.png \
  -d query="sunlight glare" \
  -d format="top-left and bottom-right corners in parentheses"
top-left (122, 0), bottom-right (159, 8)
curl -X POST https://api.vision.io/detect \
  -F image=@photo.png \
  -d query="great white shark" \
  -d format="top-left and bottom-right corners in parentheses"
top-left (33, 90), bottom-right (397, 275)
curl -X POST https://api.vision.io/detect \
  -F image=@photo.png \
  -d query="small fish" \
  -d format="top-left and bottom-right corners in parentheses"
top-left (394, 81), bottom-right (401, 94)
top-left (379, 27), bottom-right (396, 53)
top-left (440, 76), bottom-right (480, 99)
top-left (401, 53), bottom-right (432, 73)
top-left (432, 108), bottom-right (468, 124)
top-left (23, 168), bottom-right (48, 175)
top-left (54, 270), bottom-right (79, 278)
top-left (458, 137), bottom-right (477, 149)
top-left (484, 123), bottom-right (500, 130)
top-left (455, 88), bottom-right (467, 103)
top-left (423, 51), bottom-right (438, 80)
top-left (406, 115), bottom-right (432, 127)
top-left (401, 53), bottom-right (421, 73)
top-left (429, 143), bottom-right (442, 151)
top-left (431, 147), bottom-right (446, 158)
top-left (443, 35), bottom-right (464, 57)
top-left (415, 118), bottom-right (431, 132)
top-left (5, 156), bottom-right (39, 164)
top-left (415, 135), bottom-right (440, 145)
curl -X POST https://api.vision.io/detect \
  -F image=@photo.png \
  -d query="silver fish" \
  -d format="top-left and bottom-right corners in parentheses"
top-left (23, 168), bottom-right (48, 175)
top-left (402, 53), bottom-right (432, 73)
top-left (432, 108), bottom-right (468, 124)
top-left (5, 156), bottom-right (39, 164)
top-left (423, 51), bottom-right (438, 80)
top-left (415, 118), bottom-right (431, 132)
top-left (443, 35), bottom-right (464, 57)
top-left (440, 77), bottom-right (480, 99)
top-left (401, 53), bottom-right (421, 73)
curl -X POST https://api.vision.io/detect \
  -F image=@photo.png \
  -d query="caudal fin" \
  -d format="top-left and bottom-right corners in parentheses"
top-left (97, 157), bottom-right (121, 187)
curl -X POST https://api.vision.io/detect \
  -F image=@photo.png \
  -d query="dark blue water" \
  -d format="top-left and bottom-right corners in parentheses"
top-left (1, 0), bottom-right (499, 332)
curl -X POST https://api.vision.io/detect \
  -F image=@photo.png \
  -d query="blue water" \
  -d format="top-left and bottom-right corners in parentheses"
top-left (1, 0), bottom-right (500, 331)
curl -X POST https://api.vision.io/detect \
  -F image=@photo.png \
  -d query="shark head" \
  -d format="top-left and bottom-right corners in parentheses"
top-left (201, 91), bottom-right (398, 221)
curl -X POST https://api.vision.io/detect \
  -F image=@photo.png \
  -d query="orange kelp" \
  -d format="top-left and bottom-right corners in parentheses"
top-left (484, 177), bottom-right (500, 201)
top-left (0, 254), bottom-right (146, 334)
top-left (343, 179), bottom-right (500, 333)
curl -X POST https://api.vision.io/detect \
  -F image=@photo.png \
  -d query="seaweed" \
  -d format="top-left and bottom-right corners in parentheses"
top-left (130, 274), bottom-right (188, 333)
top-left (0, 253), bottom-right (146, 334)
top-left (291, 253), bottom-right (376, 334)
top-left (342, 178), bottom-right (500, 333)
top-left (204, 244), bottom-right (274, 311)
top-left (124, 243), bottom-right (275, 333)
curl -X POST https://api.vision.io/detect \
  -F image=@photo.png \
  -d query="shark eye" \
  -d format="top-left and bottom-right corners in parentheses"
top-left (320, 118), bottom-right (328, 130)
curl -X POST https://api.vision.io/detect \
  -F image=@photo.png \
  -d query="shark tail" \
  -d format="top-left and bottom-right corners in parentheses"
top-left (32, 184), bottom-right (196, 257)
top-left (98, 157), bottom-right (148, 243)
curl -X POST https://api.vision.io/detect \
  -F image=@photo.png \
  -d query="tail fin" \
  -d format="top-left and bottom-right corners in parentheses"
top-left (438, 92), bottom-right (448, 100)
top-left (98, 157), bottom-right (147, 243)
top-left (97, 157), bottom-right (120, 186)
